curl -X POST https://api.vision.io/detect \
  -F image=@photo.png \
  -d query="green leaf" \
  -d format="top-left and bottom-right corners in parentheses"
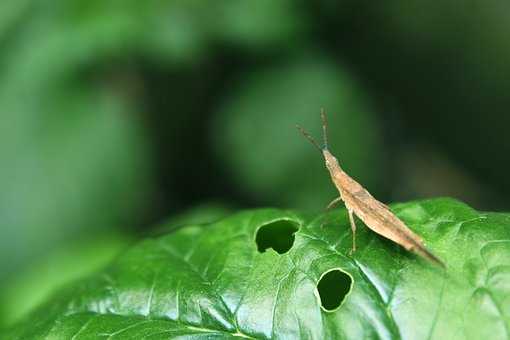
top-left (5, 198), bottom-right (510, 339)
top-left (0, 233), bottom-right (132, 328)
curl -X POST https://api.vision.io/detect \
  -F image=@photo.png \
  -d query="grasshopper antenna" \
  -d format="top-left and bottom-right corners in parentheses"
top-left (320, 108), bottom-right (329, 150)
top-left (296, 125), bottom-right (322, 152)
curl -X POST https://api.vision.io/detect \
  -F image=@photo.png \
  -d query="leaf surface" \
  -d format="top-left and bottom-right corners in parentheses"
top-left (6, 198), bottom-right (510, 339)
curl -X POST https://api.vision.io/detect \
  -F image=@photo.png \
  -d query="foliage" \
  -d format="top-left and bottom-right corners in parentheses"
top-left (5, 198), bottom-right (510, 339)
top-left (0, 0), bottom-right (304, 284)
top-left (0, 233), bottom-right (132, 327)
top-left (2, 1), bottom-right (510, 337)
top-left (212, 54), bottom-right (384, 209)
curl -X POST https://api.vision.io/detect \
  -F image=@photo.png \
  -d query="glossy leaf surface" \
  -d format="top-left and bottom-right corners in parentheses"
top-left (6, 198), bottom-right (510, 339)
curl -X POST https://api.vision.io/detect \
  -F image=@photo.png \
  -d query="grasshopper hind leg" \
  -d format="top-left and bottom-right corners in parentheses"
top-left (347, 208), bottom-right (357, 255)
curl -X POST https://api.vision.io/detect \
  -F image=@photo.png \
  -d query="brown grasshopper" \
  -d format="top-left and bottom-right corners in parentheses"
top-left (297, 110), bottom-right (445, 268)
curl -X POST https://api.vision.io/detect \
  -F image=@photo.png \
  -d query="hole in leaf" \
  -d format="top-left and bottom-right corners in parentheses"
top-left (317, 269), bottom-right (352, 311)
top-left (255, 220), bottom-right (299, 254)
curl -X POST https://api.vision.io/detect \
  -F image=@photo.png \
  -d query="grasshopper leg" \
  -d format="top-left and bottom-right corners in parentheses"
top-left (320, 197), bottom-right (344, 228)
top-left (326, 196), bottom-right (343, 210)
top-left (347, 208), bottom-right (357, 254)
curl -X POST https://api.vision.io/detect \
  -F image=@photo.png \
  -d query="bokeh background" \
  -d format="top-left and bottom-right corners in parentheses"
top-left (1, 0), bottom-right (510, 328)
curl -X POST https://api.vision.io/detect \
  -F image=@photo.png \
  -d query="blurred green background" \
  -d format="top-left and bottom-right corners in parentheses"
top-left (1, 0), bottom-right (509, 327)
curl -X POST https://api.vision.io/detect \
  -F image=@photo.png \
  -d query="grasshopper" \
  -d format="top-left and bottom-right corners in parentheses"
top-left (297, 110), bottom-right (445, 268)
